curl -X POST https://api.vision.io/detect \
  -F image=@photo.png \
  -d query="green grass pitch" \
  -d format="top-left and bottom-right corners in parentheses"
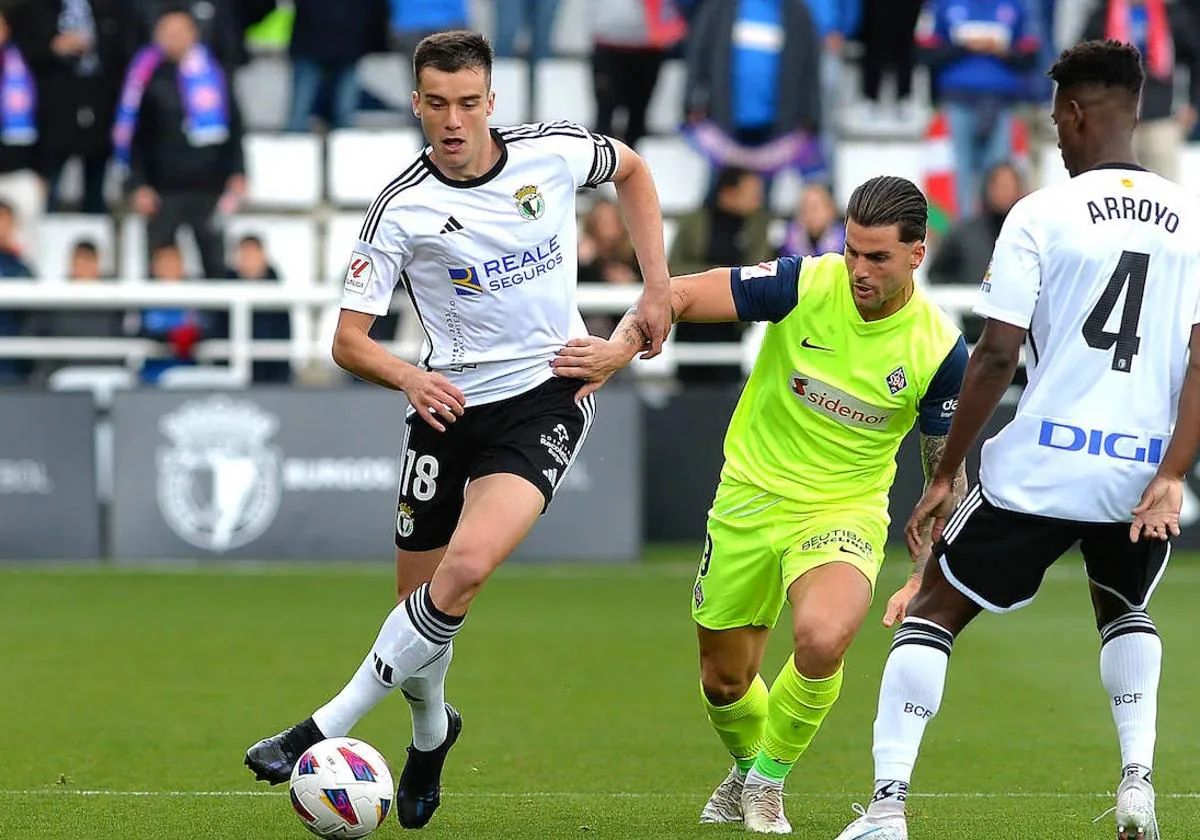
top-left (4, 547), bottom-right (1200, 839)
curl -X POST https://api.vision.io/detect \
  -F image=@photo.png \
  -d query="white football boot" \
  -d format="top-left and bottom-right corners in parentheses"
top-left (699, 766), bottom-right (744, 824)
top-left (741, 780), bottom-right (792, 834)
top-left (1115, 772), bottom-right (1159, 840)
top-left (832, 804), bottom-right (908, 840)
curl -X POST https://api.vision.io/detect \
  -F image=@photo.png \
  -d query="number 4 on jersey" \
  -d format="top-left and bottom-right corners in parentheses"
top-left (1082, 250), bottom-right (1149, 373)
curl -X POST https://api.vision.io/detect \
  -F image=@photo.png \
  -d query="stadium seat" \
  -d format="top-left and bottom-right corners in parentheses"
top-left (491, 58), bottom-right (530, 126)
top-left (357, 53), bottom-right (413, 113)
top-left (533, 58), bottom-right (593, 126)
top-left (47, 365), bottom-right (135, 409)
top-left (234, 57), bottom-right (290, 131)
top-left (117, 216), bottom-right (147, 280)
top-left (327, 129), bottom-right (425, 207)
top-left (244, 133), bottom-right (322, 209)
top-left (157, 365), bottom-right (250, 389)
top-left (636, 136), bottom-right (708, 215)
top-left (549, 0), bottom-right (591, 55)
top-left (323, 212), bottom-right (367, 283)
top-left (833, 140), bottom-right (923, 209)
top-left (646, 60), bottom-right (686, 135)
top-left (36, 215), bottom-right (117, 281)
top-left (225, 216), bottom-right (318, 288)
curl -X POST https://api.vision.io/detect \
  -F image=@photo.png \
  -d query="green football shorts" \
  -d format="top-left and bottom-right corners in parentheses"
top-left (692, 478), bottom-right (888, 630)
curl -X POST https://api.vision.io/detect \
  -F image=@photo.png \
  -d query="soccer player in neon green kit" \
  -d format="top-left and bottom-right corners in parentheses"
top-left (553, 176), bottom-right (969, 833)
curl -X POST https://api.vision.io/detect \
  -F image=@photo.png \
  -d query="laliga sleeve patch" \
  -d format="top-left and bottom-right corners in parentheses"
top-left (345, 252), bottom-right (371, 294)
top-left (739, 260), bottom-right (778, 279)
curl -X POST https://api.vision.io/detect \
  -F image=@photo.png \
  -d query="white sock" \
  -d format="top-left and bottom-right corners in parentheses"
top-left (868, 618), bottom-right (954, 815)
top-left (313, 583), bottom-right (464, 737)
top-left (1100, 615), bottom-right (1161, 774)
top-left (744, 767), bottom-right (782, 789)
top-left (400, 641), bottom-right (453, 751)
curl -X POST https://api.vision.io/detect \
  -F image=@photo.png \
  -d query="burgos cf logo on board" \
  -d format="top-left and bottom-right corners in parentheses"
top-left (157, 396), bottom-right (282, 552)
top-left (447, 235), bottom-right (563, 297)
top-left (790, 372), bottom-right (895, 430)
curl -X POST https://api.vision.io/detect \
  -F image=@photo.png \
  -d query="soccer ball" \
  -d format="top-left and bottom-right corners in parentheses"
top-left (288, 737), bottom-right (394, 838)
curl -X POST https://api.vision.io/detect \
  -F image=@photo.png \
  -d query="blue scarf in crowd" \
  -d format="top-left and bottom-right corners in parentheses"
top-left (112, 43), bottom-right (229, 168)
top-left (1, 45), bottom-right (36, 146)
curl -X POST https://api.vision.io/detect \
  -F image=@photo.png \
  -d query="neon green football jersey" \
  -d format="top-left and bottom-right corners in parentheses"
top-left (721, 253), bottom-right (966, 511)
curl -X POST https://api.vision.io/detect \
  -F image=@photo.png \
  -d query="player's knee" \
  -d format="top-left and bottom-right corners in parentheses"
top-left (699, 659), bottom-right (754, 706)
top-left (437, 544), bottom-right (498, 605)
top-left (792, 618), bottom-right (854, 675)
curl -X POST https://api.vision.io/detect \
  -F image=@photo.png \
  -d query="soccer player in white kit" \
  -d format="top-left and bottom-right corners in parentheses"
top-left (244, 31), bottom-right (672, 830)
top-left (835, 41), bottom-right (1200, 840)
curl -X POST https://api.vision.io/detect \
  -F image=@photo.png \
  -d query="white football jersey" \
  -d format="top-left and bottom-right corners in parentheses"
top-left (341, 121), bottom-right (620, 406)
top-left (977, 164), bottom-right (1200, 522)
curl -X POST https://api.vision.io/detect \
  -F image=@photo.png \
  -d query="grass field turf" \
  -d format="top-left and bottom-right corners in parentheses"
top-left (4, 547), bottom-right (1200, 839)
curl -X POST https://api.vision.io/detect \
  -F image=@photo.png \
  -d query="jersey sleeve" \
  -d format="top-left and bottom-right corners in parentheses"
top-left (974, 198), bottom-right (1040, 328)
top-left (341, 217), bottom-right (409, 316)
top-left (917, 335), bottom-right (968, 435)
top-left (730, 256), bottom-right (802, 322)
top-left (541, 121), bottom-right (620, 189)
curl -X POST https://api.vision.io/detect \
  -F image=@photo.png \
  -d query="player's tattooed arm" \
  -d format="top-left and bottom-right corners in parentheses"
top-left (916, 433), bottom-right (968, 576)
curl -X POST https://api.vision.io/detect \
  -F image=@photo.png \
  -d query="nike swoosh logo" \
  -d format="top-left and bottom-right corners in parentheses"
top-left (801, 337), bottom-right (833, 351)
top-left (839, 545), bottom-right (866, 559)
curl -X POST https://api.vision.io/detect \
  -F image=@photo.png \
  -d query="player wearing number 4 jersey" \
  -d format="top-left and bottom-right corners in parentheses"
top-left (555, 175), bottom-right (969, 834)
top-left (836, 41), bottom-right (1200, 840)
top-left (244, 31), bottom-right (672, 830)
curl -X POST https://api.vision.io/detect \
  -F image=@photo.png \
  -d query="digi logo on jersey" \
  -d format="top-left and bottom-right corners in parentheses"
top-left (446, 235), bottom-right (563, 296)
top-left (1037, 420), bottom-right (1166, 464)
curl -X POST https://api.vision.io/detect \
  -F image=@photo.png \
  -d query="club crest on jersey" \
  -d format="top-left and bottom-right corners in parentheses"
top-left (514, 184), bottom-right (545, 220)
top-left (886, 366), bottom-right (908, 395)
top-left (396, 502), bottom-right (415, 538)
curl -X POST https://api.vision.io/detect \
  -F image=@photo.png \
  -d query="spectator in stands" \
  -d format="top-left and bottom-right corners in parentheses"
top-left (669, 166), bottom-right (771, 383)
top-left (139, 242), bottom-right (204, 383)
top-left (0, 199), bottom-right (32, 384)
top-left (287, 0), bottom-right (388, 133)
top-left (778, 182), bottom-right (845, 257)
top-left (802, 0), bottom-right (860, 148)
top-left (124, 0), bottom-right (254, 69)
top-left (578, 197), bottom-right (640, 335)
top-left (927, 160), bottom-right (1024, 343)
top-left (210, 233), bottom-right (292, 383)
top-left (0, 11), bottom-right (44, 256)
top-left (591, 0), bottom-right (687, 148)
top-left (918, 0), bottom-right (1040, 216)
top-left (115, 7), bottom-right (245, 281)
top-left (389, 0), bottom-right (470, 55)
top-left (684, 0), bottom-right (822, 183)
top-left (26, 240), bottom-right (125, 385)
top-left (1083, 0), bottom-right (1200, 181)
top-left (13, 0), bottom-right (129, 214)
top-left (494, 0), bottom-right (562, 65)
top-left (858, 0), bottom-right (923, 123)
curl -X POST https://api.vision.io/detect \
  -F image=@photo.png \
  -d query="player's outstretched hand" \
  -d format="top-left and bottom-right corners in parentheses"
top-left (633, 288), bottom-right (672, 359)
top-left (906, 477), bottom-right (956, 559)
top-left (883, 574), bottom-right (922, 628)
top-left (402, 370), bottom-right (465, 433)
top-left (1130, 474), bottom-right (1183, 543)
top-left (551, 336), bottom-right (639, 400)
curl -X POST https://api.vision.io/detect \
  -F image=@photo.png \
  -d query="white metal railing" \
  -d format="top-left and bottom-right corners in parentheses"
top-left (0, 280), bottom-right (985, 379)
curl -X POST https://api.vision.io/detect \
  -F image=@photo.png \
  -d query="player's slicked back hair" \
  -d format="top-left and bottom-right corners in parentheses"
top-left (1048, 39), bottom-right (1143, 99)
top-left (846, 176), bottom-right (928, 243)
top-left (414, 31), bottom-right (493, 86)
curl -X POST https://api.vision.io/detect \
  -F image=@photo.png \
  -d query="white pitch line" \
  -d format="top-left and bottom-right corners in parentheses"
top-left (7, 790), bottom-right (1200, 801)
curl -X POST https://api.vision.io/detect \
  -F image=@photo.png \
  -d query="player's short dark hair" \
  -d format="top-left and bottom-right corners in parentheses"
top-left (846, 176), bottom-right (927, 243)
top-left (72, 239), bottom-right (98, 257)
top-left (238, 234), bottom-right (264, 249)
top-left (0, 199), bottom-right (15, 218)
top-left (1048, 39), bottom-right (1143, 99)
top-left (413, 31), bottom-right (493, 85)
